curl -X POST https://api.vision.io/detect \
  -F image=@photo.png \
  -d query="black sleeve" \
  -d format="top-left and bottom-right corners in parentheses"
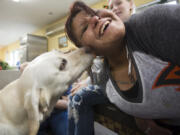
top-left (126, 4), bottom-right (180, 66)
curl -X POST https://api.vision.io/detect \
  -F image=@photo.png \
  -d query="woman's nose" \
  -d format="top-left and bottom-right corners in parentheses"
top-left (89, 16), bottom-right (99, 28)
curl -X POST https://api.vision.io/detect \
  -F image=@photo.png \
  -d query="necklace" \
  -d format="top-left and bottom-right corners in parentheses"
top-left (115, 80), bottom-right (135, 84)
top-left (115, 46), bottom-right (136, 85)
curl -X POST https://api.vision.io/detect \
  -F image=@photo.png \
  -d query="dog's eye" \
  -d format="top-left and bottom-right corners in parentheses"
top-left (59, 58), bottom-right (67, 70)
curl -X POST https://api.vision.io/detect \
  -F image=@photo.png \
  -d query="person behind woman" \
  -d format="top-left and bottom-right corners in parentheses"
top-left (65, 1), bottom-right (180, 135)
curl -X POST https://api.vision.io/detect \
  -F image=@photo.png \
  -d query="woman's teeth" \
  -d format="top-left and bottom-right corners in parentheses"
top-left (100, 21), bottom-right (110, 35)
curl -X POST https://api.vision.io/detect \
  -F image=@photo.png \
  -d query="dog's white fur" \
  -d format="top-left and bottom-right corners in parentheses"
top-left (0, 49), bottom-right (93, 135)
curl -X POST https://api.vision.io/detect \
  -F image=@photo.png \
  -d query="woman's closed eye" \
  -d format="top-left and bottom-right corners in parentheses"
top-left (81, 25), bottom-right (88, 38)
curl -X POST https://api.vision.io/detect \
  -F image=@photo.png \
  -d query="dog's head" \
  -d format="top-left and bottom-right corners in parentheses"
top-left (20, 48), bottom-right (94, 95)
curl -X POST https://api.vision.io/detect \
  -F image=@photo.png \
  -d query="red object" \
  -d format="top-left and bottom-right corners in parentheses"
top-left (0, 66), bottom-right (2, 70)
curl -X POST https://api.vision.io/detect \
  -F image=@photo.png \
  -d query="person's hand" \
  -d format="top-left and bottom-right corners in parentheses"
top-left (135, 118), bottom-right (172, 135)
top-left (20, 62), bottom-right (29, 73)
top-left (70, 80), bottom-right (88, 96)
top-left (96, 9), bottom-right (119, 21)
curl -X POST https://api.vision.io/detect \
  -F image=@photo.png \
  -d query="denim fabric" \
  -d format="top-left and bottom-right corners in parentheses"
top-left (37, 110), bottom-right (68, 135)
top-left (37, 87), bottom-right (71, 135)
top-left (67, 85), bottom-right (108, 135)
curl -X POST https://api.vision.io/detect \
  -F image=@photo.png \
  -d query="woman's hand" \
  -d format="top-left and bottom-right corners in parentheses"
top-left (96, 9), bottom-right (119, 20)
top-left (70, 76), bottom-right (91, 96)
top-left (70, 80), bottom-right (88, 96)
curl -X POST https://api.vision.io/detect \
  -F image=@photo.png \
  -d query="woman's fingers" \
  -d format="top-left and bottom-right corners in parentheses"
top-left (71, 84), bottom-right (81, 94)
top-left (97, 9), bottom-right (118, 20)
top-left (70, 81), bottom-right (88, 96)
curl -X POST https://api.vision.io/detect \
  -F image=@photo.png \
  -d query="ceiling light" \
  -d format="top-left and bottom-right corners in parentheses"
top-left (12, 0), bottom-right (20, 2)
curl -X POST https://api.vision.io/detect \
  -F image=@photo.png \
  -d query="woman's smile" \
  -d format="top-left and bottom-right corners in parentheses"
top-left (99, 19), bottom-right (111, 37)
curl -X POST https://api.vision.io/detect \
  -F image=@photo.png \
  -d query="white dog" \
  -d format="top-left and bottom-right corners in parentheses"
top-left (0, 48), bottom-right (93, 135)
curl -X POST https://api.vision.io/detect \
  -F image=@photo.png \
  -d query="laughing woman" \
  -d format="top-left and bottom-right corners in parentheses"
top-left (65, 1), bottom-right (180, 134)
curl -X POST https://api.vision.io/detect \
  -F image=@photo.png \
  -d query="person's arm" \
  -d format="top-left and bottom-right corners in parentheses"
top-left (126, 4), bottom-right (180, 66)
top-left (55, 96), bottom-right (68, 109)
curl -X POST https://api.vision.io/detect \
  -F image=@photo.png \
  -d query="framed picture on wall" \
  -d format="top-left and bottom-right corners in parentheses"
top-left (58, 35), bottom-right (68, 48)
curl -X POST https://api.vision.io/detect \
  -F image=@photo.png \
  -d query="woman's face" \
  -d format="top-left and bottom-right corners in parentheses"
top-left (109, 0), bottom-right (133, 21)
top-left (72, 9), bottom-right (125, 56)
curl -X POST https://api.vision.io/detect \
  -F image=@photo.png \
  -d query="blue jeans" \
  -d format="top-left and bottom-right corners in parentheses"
top-left (37, 109), bottom-right (68, 135)
top-left (67, 85), bottom-right (108, 135)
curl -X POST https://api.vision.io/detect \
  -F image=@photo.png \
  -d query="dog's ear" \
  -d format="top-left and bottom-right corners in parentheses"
top-left (24, 86), bottom-right (51, 123)
top-left (39, 87), bottom-right (51, 115)
top-left (24, 86), bottom-right (41, 135)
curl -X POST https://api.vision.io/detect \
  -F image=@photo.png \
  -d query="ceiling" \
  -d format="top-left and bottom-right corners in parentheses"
top-left (0, 0), bottom-right (102, 46)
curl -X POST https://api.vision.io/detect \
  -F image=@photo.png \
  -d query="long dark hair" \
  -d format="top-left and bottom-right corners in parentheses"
top-left (65, 1), bottom-right (96, 48)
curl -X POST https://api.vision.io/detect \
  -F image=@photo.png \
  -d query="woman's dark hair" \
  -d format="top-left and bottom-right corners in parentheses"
top-left (65, 1), bottom-right (96, 48)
